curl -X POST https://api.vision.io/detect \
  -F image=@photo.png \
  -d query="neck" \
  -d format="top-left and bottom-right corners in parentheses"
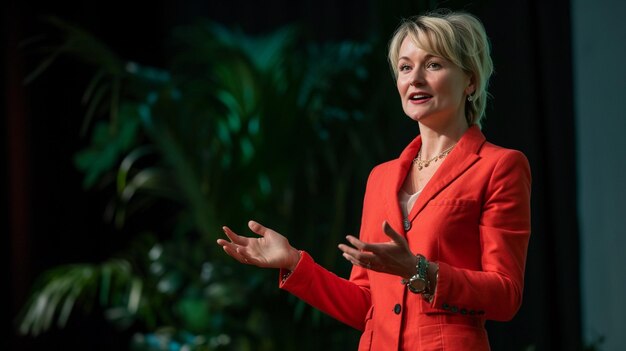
top-left (418, 122), bottom-right (469, 160)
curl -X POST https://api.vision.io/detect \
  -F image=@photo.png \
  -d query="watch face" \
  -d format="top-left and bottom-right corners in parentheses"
top-left (407, 277), bottom-right (427, 294)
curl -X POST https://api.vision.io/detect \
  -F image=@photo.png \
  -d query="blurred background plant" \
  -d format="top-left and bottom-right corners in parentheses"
top-left (16, 15), bottom-right (397, 350)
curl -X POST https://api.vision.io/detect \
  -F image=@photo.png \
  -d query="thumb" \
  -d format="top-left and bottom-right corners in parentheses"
top-left (248, 220), bottom-right (271, 236)
top-left (383, 221), bottom-right (407, 246)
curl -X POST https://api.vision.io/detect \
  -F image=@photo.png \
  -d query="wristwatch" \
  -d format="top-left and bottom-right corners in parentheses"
top-left (402, 254), bottom-right (430, 294)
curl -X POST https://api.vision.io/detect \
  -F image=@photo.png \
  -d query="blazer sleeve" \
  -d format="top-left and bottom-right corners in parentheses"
top-left (277, 167), bottom-right (381, 331)
top-left (278, 252), bottom-right (371, 330)
top-left (430, 150), bottom-right (532, 321)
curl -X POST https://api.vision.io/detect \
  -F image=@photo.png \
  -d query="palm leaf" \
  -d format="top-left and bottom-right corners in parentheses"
top-left (18, 259), bottom-right (139, 336)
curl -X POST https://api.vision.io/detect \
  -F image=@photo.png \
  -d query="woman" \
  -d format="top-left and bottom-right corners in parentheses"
top-left (217, 10), bottom-right (531, 350)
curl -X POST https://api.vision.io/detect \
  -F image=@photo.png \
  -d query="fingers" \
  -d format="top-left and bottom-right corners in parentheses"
top-left (382, 221), bottom-right (408, 246)
top-left (339, 235), bottom-right (372, 256)
top-left (341, 250), bottom-right (375, 269)
top-left (221, 245), bottom-right (245, 263)
top-left (345, 221), bottom-right (404, 252)
top-left (344, 235), bottom-right (385, 254)
top-left (341, 251), bottom-right (361, 267)
top-left (338, 242), bottom-right (361, 257)
top-left (222, 226), bottom-right (247, 245)
top-left (217, 226), bottom-right (253, 264)
top-left (338, 241), bottom-right (376, 269)
top-left (217, 221), bottom-right (273, 267)
top-left (345, 235), bottom-right (367, 250)
top-left (338, 221), bottom-right (408, 272)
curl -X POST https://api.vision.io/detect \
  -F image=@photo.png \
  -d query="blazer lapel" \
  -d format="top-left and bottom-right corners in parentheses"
top-left (383, 135), bottom-right (422, 236)
top-left (407, 126), bottom-right (486, 222)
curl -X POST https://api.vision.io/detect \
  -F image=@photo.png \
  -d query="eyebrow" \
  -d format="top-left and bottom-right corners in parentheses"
top-left (397, 53), bottom-right (438, 63)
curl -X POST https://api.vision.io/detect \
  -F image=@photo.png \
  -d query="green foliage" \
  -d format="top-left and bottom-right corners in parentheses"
top-left (18, 259), bottom-right (137, 336)
top-left (19, 16), bottom-right (390, 350)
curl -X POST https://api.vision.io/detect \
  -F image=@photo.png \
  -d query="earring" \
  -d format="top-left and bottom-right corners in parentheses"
top-left (467, 94), bottom-right (474, 102)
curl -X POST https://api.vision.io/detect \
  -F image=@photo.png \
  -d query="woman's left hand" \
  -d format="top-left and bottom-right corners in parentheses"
top-left (338, 221), bottom-right (418, 279)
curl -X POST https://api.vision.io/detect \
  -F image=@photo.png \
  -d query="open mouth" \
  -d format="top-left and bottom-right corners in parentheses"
top-left (409, 93), bottom-right (432, 101)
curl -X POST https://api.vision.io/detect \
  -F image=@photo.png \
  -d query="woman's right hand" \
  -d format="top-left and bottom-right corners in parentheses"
top-left (216, 220), bottom-right (301, 271)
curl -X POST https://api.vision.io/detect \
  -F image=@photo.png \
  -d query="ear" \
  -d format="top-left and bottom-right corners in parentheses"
top-left (465, 73), bottom-right (476, 96)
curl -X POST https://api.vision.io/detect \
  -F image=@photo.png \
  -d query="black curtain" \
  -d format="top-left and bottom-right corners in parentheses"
top-left (476, 1), bottom-right (581, 350)
top-left (2, 0), bottom-right (581, 350)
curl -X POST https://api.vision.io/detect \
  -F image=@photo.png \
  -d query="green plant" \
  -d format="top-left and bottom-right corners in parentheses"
top-left (18, 16), bottom-right (391, 350)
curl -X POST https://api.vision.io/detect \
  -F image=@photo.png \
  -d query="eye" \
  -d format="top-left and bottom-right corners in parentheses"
top-left (398, 63), bottom-right (412, 72)
top-left (426, 61), bottom-right (442, 70)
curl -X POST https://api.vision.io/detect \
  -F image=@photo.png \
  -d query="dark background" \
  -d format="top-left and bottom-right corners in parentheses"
top-left (3, 0), bottom-right (581, 350)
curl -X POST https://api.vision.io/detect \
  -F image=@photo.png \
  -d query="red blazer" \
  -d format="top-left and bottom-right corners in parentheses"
top-left (280, 126), bottom-right (531, 350)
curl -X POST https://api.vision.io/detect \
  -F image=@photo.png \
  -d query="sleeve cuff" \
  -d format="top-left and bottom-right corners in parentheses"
top-left (430, 261), bottom-right (450, 309)
top-left (278, 250), bottom-right (306, 288)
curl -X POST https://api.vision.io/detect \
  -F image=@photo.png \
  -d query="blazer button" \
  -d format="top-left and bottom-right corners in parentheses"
top-left (460, 308), bottom-right (468, 315)
top-left (393, 304), bottom-right (402, 314)
top-left (442, 303), bottom-right (450, 310)
top-left (451, 306), bottom-right (459, 313)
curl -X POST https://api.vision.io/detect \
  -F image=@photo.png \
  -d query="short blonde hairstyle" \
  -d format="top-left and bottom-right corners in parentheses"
top-left (388, 10), bottom-right (494, 127)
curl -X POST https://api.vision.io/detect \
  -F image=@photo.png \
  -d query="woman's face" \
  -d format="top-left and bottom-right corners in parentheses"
top-left (396, 36), bottom-right (474, 128)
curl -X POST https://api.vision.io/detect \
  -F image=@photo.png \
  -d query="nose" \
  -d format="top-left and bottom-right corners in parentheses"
top-left (409, 68), bottom-right (425, 87)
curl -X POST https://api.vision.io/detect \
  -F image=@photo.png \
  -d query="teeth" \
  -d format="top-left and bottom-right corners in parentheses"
top-left (411, 94), bottom-right (430, 100)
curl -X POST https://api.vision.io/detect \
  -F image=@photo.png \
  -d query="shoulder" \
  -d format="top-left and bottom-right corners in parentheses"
top-left (366, 158), bottom-right (400, 183)
top-left (479, 142), bottom-right (531, 186)
top-left (480, 142), bottom-right (530, 170)
top-left (370, 159), bottom-right (394, 174)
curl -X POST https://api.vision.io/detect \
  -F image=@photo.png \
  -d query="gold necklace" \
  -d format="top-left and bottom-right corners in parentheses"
top-left (413, 144), bottom-right (456, 171)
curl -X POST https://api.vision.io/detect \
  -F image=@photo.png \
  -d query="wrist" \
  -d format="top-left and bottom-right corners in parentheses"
top-left (403, 255), bottom-right (420, 279)
top-left (286, 248), bottom-right (301, 271)
top-left (402, 254), bottom-right (434, 296)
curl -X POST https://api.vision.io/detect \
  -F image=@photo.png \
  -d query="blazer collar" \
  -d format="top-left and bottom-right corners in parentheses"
top-left (384, 125), bottom-right (486, 235)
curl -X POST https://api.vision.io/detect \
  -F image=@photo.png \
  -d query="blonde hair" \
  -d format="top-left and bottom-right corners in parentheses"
top-left (388, 10), bottom-right (494, 127)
